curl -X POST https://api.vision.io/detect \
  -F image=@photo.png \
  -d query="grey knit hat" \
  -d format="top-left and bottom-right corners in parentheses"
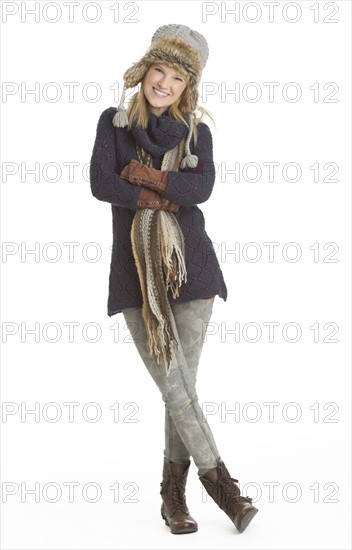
top-left (151, 24), bottom-right (209, 70)
top-left (112, 24), bottom-right (209, 169)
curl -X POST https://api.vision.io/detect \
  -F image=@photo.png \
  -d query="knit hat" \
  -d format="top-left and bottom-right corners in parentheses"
top-left (112, 24), bottom-right (209, 169)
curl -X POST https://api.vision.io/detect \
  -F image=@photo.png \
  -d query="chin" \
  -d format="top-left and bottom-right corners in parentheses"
top-left (148, 99), bottom-right (171, 110)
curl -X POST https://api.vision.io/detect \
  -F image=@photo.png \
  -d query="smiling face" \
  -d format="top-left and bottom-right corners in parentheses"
top-left (142, 63), bottom-right (188, 116)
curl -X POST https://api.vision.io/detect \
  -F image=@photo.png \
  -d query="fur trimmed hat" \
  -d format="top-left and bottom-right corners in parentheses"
top-left (112, 24), bottom-right (209, 169)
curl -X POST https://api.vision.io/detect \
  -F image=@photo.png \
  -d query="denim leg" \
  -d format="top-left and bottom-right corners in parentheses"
top-left (122, 298), bottom-right (221, 474)
top-left (164, 298), bottom-right (215, 464)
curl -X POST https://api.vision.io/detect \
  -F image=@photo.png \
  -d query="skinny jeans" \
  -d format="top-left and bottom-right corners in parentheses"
top-left (122, 297), bottom-right (221, 475)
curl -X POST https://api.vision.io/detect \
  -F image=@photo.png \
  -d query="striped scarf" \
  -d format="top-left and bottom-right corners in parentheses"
top-left (130, 139), bottom-right (187, 374)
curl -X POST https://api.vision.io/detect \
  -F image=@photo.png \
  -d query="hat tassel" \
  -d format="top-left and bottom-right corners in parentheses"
top-left (112, 84), bottom-right (129, 128)
top-left (180, 114), bottom-right (198, 169)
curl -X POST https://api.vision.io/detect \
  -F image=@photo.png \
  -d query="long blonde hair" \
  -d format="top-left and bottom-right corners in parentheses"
top-left (126, 66), bottom-right (215, 146)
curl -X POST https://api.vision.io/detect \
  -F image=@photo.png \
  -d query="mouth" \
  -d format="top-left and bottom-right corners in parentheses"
top-left (152, 87), bottom-right (169, 98)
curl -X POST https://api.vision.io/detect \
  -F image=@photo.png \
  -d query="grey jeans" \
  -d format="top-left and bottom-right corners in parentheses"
top-left (122, 298), bottom-right (221, 475)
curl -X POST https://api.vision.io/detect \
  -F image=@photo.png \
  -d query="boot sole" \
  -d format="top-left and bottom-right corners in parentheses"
top-left (161, 511), bottom-right (198, 534)
top-left (236, 506), bottom-right (258, 533)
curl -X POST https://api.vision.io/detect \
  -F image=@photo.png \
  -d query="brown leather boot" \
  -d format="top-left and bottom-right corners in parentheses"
top-left (199, 458), bottom-right (258, 533)
top-left (160, 458), bottom-right (198, 534)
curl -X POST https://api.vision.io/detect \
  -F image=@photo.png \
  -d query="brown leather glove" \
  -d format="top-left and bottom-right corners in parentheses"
top-left (121, 159), bottom-right (168, 193)
top-left (137, 187), bottom-right (179, 212)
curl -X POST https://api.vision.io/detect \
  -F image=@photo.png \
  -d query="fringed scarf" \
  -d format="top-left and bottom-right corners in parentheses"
top-left (130, 138), bottom-right (188, 375)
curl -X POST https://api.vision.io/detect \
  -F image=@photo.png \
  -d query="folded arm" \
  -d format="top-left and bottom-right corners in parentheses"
top-left (89, 108), bottom-right (179, 211)
top-left (89, 108), bottom-right (140, 209)
top-left (164, 123), bottom-right (216, 206)
top-left (120, 123), bottom-right (216, 207)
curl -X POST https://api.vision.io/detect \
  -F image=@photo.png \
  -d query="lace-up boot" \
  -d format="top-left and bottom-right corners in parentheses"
top-left (160, 458), bottom-right (198, 534)
top-left (199, 458), bottom-right (258, 533)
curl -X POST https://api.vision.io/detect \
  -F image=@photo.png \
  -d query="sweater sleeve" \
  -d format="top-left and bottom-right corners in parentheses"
top-left (89, 108), bottom-right (140, 209)
top-left (160, 122), bottom-right (216, 207)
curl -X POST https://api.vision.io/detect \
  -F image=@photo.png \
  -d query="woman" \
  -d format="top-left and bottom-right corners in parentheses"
top-left (89, 23), bottom-right (258, 535)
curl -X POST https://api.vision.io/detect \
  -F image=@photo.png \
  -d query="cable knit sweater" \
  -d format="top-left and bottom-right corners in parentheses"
top-left (89, 106), bottom-right (228, 316)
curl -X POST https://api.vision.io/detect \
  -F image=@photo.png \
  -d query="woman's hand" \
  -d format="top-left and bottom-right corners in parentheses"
top-left (137, 187), bottom-right (179, 212)
top-left (120, 159), bottom-right (168, 193)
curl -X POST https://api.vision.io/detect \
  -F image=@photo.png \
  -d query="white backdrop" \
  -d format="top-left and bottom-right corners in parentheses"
top-left (1, 1), bottom-right (351, 549)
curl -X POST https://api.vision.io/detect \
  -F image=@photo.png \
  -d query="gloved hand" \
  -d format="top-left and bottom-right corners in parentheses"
top-left (121, 159), bottom-right (168, 193)
top-left (137, 187), bottom-right (179, 212)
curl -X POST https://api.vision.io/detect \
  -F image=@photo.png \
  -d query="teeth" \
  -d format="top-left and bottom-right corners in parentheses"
top-left (153, 88), bottom-right (168, 98)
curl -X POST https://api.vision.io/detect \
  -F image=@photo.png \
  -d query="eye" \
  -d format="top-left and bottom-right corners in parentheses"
top-left (154, 66), bottom-right (163, 73)
top-left (175, 76), bottom-right (183, 82)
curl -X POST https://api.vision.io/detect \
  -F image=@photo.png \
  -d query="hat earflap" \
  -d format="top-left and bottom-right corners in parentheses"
top-left (179, 87), bottom-right (198, 115)
top-left (112, 60), bottom-right (149, 128)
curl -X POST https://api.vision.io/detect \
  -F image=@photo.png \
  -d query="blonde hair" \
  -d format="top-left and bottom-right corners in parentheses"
top-left (126, 64), bottom-right (215, 147)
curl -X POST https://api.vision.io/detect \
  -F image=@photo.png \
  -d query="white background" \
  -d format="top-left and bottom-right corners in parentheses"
top-left (1, 1), bottom-right (351, 549)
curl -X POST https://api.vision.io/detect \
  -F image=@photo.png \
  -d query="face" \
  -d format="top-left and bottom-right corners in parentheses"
top-left (142, 63), bottom-right (187, 116)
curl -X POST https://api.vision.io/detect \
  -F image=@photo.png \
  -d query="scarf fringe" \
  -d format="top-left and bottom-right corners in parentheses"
top-left (130, 139), bottom-right (189, 374)
top-left (159, 212), bottom-right (188, 299)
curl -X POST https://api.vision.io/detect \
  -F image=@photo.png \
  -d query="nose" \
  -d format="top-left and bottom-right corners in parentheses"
top-left (157, 74), bottom-right (171, 90)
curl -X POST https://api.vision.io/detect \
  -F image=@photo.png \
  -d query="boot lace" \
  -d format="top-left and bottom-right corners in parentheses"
top-left (216, 474), bottom-right (253, 509)
top-left (161, 474), bottom-right (188, 514)
top-left (171, 474), bottom-right (188, 513)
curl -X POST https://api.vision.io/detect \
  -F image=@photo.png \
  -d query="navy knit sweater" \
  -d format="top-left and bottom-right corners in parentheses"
top-left (89, 106), bottom-right (228, 316)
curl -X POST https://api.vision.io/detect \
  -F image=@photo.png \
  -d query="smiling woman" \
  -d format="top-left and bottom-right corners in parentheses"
top-left (143, 64), bottom-right (187, 117)
top-left (89, 23), bottom-right (258, 536)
